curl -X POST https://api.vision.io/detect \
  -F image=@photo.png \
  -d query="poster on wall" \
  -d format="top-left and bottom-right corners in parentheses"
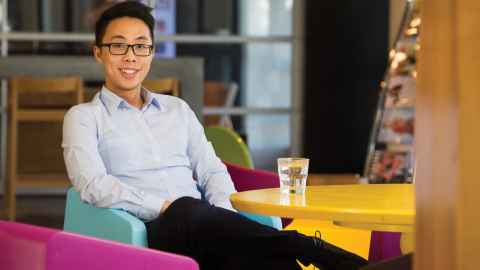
top-left (378, 107), bottom-right (414, 145)
top-left (384, 75), bottom-right (415, 108)
top-left (367, 150), bottom-right (414, 183)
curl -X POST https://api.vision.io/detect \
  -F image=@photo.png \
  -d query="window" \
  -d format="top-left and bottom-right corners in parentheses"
top-left (0, 0), bottom-right (303, 173)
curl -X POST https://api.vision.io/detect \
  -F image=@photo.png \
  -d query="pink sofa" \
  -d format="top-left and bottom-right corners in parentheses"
top-left (0, 221), bottom-right (198, 270)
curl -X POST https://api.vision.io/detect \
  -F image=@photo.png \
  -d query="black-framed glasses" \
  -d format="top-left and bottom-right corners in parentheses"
top-left (100, 43), bottom-right (154, 56)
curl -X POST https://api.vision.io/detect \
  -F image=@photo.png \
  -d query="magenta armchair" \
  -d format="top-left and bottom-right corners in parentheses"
top-left (0, 221), bottom-right (198, 270)
top-left (225, 162), bottom-right (293, 228)
top-left (368, 231), bottom-right (402, 262)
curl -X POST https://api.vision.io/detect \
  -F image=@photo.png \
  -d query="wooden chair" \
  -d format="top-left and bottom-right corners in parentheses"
top-left (143, 78), bottom-right (180, 97)
top-left (5, 76), bottom-right (84, 220)
top-left (204, 81), bottom-right (238, 128)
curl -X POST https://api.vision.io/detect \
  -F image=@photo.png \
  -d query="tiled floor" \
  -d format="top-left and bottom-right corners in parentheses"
top-left (0, 195), bottom-right (66, 229)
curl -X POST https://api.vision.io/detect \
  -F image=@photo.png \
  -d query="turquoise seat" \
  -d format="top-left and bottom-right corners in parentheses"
top-left (239, 212), bottom-right (282, 230)
top-left (64, 184), bottom-right (282, 246)
top-left (63, 188), bottom-right (148, 247)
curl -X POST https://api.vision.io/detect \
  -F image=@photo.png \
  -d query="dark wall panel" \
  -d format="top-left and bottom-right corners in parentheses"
top-left (303, 0), bottom-right (389, 174)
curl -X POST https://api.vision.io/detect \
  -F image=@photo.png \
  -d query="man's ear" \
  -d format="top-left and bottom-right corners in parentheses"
top-left (93, 45), bottom-right (103, 64)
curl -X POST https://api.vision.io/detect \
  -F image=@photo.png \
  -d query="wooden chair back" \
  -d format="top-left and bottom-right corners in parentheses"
top-left (11, 76), bottom-right (84, 109)
top-left (204, 81), bottom-right (237, 128)
top-left (4, 76), bottom-right (84, 220)
top-left (143, 78), bottom-right (180, 97)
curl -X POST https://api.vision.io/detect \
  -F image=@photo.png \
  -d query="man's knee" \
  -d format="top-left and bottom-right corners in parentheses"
top-left (164, 196), bottom-right (203, 217)
top-left (171, 196), bottom-right (201, 208)
top-left (160, 197), bottom-right (218, 233)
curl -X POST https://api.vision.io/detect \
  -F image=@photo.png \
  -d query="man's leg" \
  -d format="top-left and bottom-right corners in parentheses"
top-left (221, 256), bottom-right (303, 270)
top-left (146, 197), bottom-right (367, 270)
top-left (147, 197), bottom-right (308, 256)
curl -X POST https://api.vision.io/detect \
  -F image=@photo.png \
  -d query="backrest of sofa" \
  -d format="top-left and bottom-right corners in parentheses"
top-left (46, 232), bottom-right (199, 270)
top-left (0, 221), bottom-right (57, 270)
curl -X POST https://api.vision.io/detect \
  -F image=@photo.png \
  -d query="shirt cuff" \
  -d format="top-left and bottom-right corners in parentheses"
top-left (140, 193), bottom-right (165, 221)
top-left (214, 199), bottom-right (237, 212)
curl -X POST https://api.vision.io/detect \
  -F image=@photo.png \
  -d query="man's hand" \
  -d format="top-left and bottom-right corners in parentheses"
top-left (160, 200), bottom-right (172, 214)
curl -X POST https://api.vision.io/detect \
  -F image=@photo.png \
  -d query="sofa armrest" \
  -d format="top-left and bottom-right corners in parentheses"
top-left (63, 188), bottom-right (148, 247)
top-left (239, 212), bottom-right (282, 230)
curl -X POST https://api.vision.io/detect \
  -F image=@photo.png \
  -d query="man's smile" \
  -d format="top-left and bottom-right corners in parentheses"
top-left (119, 68), bottom-right (140, 78)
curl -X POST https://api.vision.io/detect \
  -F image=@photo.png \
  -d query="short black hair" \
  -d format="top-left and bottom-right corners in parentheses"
top-left (95, 1), bottom-right (155, 46)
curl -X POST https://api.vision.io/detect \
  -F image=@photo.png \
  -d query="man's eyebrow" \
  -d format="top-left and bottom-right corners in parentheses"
top-left (109, 35), bottom-right (127, 41)
top-left (135, 36), bottom-right (150, 41)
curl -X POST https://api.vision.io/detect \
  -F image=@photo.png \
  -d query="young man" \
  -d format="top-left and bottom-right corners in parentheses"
top-left (62, 2), bottom-right (368, 269)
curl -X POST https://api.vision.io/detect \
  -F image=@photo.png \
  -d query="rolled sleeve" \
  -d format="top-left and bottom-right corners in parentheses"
top-left (139, 193), bottom-right (166, 220)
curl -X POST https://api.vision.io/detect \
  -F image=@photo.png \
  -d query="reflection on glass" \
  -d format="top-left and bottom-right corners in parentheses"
top-left (240, 0), bottom-right (292, 36)
top-left (247, 115), bottom-right (290, 170)
top-left (243, 43), bottom-right (291, 108)
top-left (279, 192), bottom-right (306, 206)
top-left (279, 193), bottom-right (290, 205)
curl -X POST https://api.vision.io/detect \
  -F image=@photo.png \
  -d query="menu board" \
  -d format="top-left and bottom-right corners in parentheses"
top-left (364, 1), bottom-right (420, 184)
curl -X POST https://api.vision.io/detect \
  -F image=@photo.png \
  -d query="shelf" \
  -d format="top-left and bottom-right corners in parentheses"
top-left (17, 174), bottom-right (71, 188)
top-left (364, 1), bottom-right (419, 182)
top-left (17, 109), bottom-right (68, 122)
top-left (384, 104), bottom-right (415, 110)
top-left (385, 144), bottom-right (412, 152)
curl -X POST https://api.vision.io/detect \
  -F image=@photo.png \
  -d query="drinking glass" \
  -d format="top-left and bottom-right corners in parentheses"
top-left (277, 158), bottom-right (309, 194)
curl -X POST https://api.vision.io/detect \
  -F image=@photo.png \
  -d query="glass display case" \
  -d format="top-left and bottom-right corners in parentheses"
top-left (364, 0), bottom-right (420, 184)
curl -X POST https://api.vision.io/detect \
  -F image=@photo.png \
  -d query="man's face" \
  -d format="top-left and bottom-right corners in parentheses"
top-left (94, 17), bottom-right (154, 93)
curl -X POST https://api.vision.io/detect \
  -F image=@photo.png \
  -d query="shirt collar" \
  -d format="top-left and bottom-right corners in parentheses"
top-left (100, 86), bottom-right (164, 114)
top-left (141, 87), bottom-right (163, 111)
top-left (100, 86), bottom-right (127, 114)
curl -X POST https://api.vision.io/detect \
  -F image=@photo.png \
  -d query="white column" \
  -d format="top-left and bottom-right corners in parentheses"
top-left (1, 0), bottom-right (8, 194)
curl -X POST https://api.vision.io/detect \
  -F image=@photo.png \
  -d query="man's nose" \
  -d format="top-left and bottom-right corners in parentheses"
top-left (123, 46), bottom-right (137, 61)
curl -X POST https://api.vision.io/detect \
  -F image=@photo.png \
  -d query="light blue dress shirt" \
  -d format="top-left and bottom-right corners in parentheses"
top-left (62, 86), bottom-right (237, 221)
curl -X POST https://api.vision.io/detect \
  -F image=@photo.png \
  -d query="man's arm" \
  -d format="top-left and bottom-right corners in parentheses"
top-left (183, 103), bottom-right (237, 211)
top-left (62, 106), bottom-right (166, 220)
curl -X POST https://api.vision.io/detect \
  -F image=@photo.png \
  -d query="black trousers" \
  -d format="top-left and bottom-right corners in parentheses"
top-left (145, 197), bottom-right (315, 270)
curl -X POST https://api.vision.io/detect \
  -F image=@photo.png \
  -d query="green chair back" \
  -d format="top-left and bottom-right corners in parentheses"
top-left (204, 126), bottom-right (254, 169)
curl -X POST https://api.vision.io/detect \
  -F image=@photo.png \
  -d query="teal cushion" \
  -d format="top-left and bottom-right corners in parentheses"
top-left (63, 188), bottom-right (148, 247)
top-left (64, 188), bottom-right (281, 247)
top-left (240, 212), bottom-right (282, 230)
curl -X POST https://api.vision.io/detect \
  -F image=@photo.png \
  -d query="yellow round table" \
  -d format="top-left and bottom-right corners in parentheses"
top-left (230, 184), bottom-right (415, 233)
